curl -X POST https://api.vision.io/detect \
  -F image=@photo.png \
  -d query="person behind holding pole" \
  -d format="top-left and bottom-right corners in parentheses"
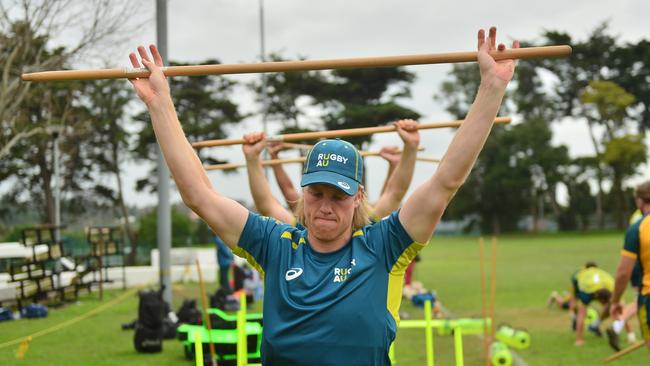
top-left (127, 26), bottom-right (518, 365)
top-left (610, 180), bottom-right (650, 351)
top-left (242, 118), bottom-right (421, 226)
top-left (262, 133), bottom-right (420, 216)
top-left (265, 141), bottom-right (301, 212)
top-left (242, 119), bottom-right (421, 324)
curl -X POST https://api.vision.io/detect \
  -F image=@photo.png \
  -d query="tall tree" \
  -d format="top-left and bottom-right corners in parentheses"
top-left (559, 158), bottom-right (597, 231)
top-left (318, 67), bottom-right (420, 147)
top-left (601, 134), bottom-right (647, 227)
top-left (512, 48), bottom-right (575, 228)
top-left (80, 78), bottom-right (141, 263)
top-left (249, 53), bottom-right (328, 132)
top-left (248, 55), bottom-right (420, 147)
top-left (534, 23), bottom-right (650, 228)
top-left (580, 81), bottom-right (645, 228)
top-left (0, 0), bottom-right (136, 160)
top-left (2, 75), bottom-right (91, 225)
top-left (610, 39), bottom-right (650, 132)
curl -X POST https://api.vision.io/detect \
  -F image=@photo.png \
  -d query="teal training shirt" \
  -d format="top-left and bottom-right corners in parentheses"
top-left (235, 210), bottom-right (420, 366)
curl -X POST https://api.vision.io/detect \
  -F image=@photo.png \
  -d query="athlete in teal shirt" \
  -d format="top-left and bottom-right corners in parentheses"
top-left (128, 26), bottom-right (517, 365)
top-left (236, 210), bottom-right (416, 365)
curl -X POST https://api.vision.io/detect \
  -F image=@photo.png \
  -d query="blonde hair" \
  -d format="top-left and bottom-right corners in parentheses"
top-left (295, 188), bottom-right (372, 230)
top-left (635, 180), bottom-right (650, 203)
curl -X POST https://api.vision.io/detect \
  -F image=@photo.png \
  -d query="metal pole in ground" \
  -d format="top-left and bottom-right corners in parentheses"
top-left (424, 299), bottom-right (434, 366)
top-left (454, 327), bottom-right (464, 366)
top-left (156, 0), bottom-right (172, 306)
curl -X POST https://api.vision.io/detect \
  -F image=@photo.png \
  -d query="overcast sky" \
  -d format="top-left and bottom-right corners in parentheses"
top-left (66, 0), bottom-right (650, 209)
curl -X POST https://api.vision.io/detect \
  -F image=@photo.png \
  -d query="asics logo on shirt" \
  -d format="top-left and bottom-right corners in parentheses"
top-left (285, 268), bottom-right (303, 281)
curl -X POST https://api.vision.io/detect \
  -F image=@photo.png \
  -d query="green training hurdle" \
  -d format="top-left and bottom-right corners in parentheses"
top-left (178, 292), bottom-right (263, 365)
top-left (236, 292), bottom-right (247, 365)
top-left (395, 300), bottom-right (492, 366)
top-left (195, 332), bottom-right (203, 366)
top-left (179, 323), bottom-right (262, 363)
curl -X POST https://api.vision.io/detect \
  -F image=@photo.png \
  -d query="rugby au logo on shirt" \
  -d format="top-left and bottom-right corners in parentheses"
top-left (333, 267), bottom-right (352, 283)
top-left (316, 153), bottom-right (348, 167)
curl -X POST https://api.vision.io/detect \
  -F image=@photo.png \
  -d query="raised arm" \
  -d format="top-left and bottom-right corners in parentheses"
top-left (243, 132), bottom-right (295, 223)
top-left (399, 27), bottom-right (518, 243)
top-left (377, 146), bottom-right (400, 196)
top-left (372, 119), bottom-right (420, 218)
top-left (267, 142), bottom-right (301, 211)
top-left (128, 45), bottom-right (248, 248)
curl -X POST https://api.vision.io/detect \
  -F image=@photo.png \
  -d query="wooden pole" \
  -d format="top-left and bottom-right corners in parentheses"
top-left (193, 117), bottom-right (511, 148)
top-left (281, 142), bottom-right (313, 150)
top-left (97, 229), bottom-right (104, 301)
top-left (204, 147), bottom-right (426, 171)
top-left (417, 156), bottom-right (441, 163)
top-left (196, 259), bottom-right (218, 366)
top-left (604, 341), bottom-right (645, 363)
top-left (22, 46), bottom-right (571, 82)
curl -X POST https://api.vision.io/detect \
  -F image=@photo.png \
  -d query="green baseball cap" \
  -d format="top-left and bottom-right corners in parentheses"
top-left (300, 139), bottom-right (363, 195)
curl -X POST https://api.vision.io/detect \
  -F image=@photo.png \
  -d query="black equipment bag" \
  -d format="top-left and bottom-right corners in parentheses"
top-left (134, 323), bottom-right (163, 353)
top-left (133, 288), bottom-right (165, 353)
top-left (177, 299), bottom-right (202, 325)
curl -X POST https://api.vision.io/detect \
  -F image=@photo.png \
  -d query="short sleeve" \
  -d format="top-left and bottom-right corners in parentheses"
top-left (622, 223), bottom-right (640, 259)
top-left (236, 212), bottom-right (292, 271)
top-left (367, 210), bottom-right (421, 271)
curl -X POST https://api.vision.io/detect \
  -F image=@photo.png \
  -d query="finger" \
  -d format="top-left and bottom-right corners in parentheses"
top-left (137, 46), bottom-right (151, 63)
top-left (129, 53), bottom-right (141, 68)
top-left (477, 29), bottom-right (485, 50)
top-left (404, 120), bottom-right (417, 130)
top-left (497, 43), bottom-right (506, 51)
top-left (512, 40), bottom-right (520, 49)
top-left (251, 132), bottom-right (265, 144)
top-left (489, 26), bottom-right (497, 50)
top-left (149, 44), bottom-right (164, 66)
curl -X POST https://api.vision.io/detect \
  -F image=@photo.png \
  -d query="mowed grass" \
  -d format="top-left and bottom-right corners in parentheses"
top-left (393, 231), bottom-right (646, 365)
top-left (0, 231), bottom-right (647, 365)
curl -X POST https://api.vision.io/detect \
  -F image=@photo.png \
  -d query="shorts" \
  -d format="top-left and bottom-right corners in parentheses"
top-left (576, 290), bottom-right (594, 306)
top-left (638, 293), bottom-right (650, 341)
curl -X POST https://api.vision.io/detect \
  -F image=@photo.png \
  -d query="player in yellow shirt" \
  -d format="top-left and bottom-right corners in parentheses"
top-left (572, 263), bottom-right (615, 347)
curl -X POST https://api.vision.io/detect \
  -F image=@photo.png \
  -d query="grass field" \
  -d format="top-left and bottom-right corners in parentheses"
top-left (0, 231), bottom-right (647, 365)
